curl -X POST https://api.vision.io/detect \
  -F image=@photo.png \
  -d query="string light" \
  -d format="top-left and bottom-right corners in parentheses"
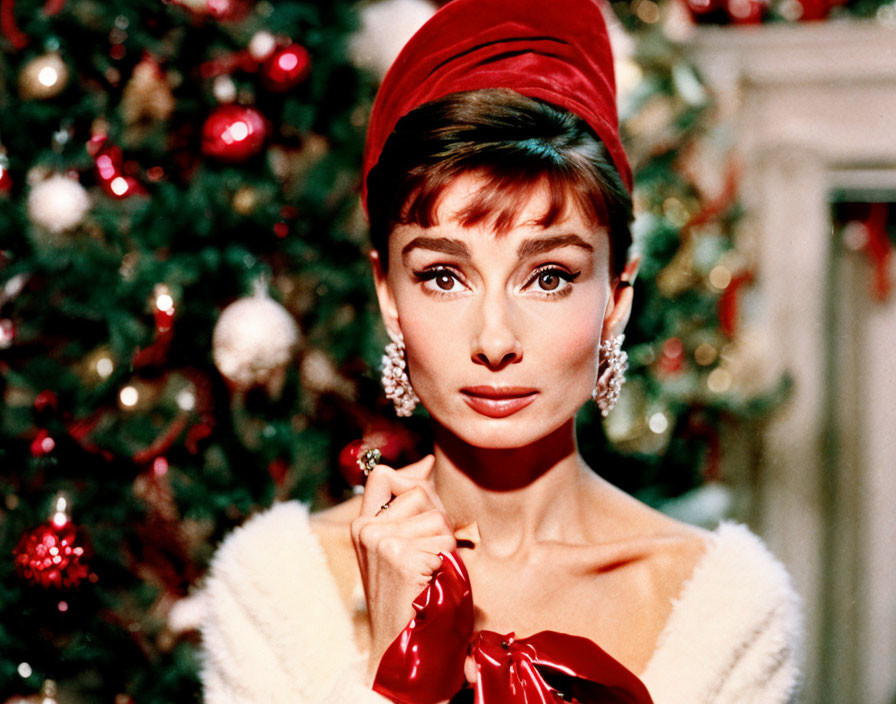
top-left (110, 176), bottom-right (129, 196)
top-left (648, 412), bottom-right (670, 434)
top-left (52, 495), bottom-right (69, 528)
top-left (709, 265), bottom-right (732, 291)
top-left (176, 388), bottom-right (196, 411)
top-left (38, 66), bottom-right (60, 87)
top-left (119, 385), bottom-right (139, 408)
top-left (155, 288), bottom-right (174, 313)
top-left (96, 355), bottom-right (114, 378)
top-left (707, 367), bottom-right (733, 393)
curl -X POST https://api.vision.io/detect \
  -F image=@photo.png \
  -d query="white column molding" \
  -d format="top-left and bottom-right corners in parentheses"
top-left (688, 21), bottom-right (896, 704)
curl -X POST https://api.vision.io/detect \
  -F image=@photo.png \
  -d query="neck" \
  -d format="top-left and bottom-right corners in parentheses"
top-left (432, 419), bottom-right (596, 559)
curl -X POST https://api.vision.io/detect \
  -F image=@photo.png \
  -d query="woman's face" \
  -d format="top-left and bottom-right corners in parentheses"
top-left (374, 172), bottom-right (623, 450)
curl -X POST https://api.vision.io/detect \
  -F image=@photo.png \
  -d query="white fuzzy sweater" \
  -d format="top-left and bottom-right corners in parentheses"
top-left (199, 501), bottom-right (802, 704)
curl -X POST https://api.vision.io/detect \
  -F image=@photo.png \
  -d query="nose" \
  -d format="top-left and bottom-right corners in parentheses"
top-left (470, 292), bottom-right (523, 370)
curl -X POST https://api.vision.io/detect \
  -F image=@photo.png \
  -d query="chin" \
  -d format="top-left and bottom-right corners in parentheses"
top-left (426, 402), bottom-right (582, 450)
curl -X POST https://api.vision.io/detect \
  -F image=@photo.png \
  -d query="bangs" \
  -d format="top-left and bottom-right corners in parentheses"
top-left (366, 90), bottom-right (632, 275)
top-left (397, 164), bottom-right (610, 237)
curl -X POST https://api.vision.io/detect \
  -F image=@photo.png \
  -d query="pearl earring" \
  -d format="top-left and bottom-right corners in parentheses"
top-left (593, 335), bottom-right (628, 417)
top-left (381, 332), bottom-right (419, 417)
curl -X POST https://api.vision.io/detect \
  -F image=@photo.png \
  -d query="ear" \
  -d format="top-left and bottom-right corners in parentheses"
top-left (602, 256), bottom-right (640, 340)
top-left (370, 250), bottom-right (402, 341)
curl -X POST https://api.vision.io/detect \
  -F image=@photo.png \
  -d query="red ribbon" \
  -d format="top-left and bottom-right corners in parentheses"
top-left (862, 203), bottom-right (893, 302)
top-left (717, 270), bottom-right (754, 339)
top-left (373, 551), bottom-right (654, 704)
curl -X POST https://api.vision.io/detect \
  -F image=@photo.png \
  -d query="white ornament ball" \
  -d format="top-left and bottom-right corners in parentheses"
top-left (212, 75), bottom-right (237, 103)
top-left (248, 30), bottom-right (278, 61)
top-left (348, 0), bottom-right (437, 78)
top-left (27, 175), bottom-right (91, 234)
top-left (212, 293), bottom-right (300, 390)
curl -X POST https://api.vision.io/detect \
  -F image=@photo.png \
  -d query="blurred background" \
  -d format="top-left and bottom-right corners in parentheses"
top-left (0, 0), bottom-right (893, 702)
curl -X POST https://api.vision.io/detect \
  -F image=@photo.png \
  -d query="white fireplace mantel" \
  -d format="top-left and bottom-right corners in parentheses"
top-left (688, 20), bottom-right (896, 704)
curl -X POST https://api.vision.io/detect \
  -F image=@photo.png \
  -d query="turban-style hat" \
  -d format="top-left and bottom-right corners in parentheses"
top-left (361, 0), bottom-right (631, 214)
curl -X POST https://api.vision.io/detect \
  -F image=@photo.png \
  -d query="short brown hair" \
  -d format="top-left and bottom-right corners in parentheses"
top-left (366, 89), bottom-right (632, 276)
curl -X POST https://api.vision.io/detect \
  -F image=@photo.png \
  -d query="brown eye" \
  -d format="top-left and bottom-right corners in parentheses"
top-left (436, 274), bottom-right (455, 290)
top-left (538, 272), bottom-right (559, 291)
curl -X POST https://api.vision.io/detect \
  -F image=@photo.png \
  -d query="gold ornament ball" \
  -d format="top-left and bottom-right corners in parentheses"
top-left (232, 186), bottom-right (259, 215)
top-left (19, 53), bottom-right (69, 100)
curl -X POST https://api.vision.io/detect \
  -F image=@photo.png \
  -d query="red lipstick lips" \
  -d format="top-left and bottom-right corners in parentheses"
top-left (460, 386), bottom-right (538, 418)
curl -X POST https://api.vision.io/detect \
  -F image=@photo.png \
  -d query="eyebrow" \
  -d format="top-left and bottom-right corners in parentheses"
top-left (399, 232), bottom-right (594, 261)
top-left (401, 236), bottom-right (471, 259)
top-left (517, 234), bottom-right (594, 258)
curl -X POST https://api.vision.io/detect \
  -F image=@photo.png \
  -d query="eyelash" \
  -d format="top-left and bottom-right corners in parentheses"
top-left (412, 267), bottom-right (464, 297)
top-left (412, 265), bottom-right (581, 298)
top-left (527, 265), bottom-right (581, 297)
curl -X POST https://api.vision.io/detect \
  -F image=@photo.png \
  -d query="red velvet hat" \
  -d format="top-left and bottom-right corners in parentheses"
top-left (361, 0), bottom-right (631, 214)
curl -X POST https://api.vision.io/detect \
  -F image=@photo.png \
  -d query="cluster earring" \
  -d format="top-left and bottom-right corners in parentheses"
top-left (593, 334), bottom-right (628, 418)
top-left (381, 332), bottom-right (419, 417)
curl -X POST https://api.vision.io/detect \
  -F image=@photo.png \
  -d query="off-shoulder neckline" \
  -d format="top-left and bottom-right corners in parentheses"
top-left (301, 503), bottom-right (739, 680)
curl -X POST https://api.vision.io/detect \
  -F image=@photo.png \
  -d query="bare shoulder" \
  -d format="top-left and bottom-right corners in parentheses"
top-left (309, 496), bottom-right (362, 613)
top-left (311, 494), bottom-right (362, 529)
top-left (587, 480), bottom-right (712, 599)
top-left (309, 495), bottom-right (361, 568)
top-left (641, 510), bottom-right (711, 596)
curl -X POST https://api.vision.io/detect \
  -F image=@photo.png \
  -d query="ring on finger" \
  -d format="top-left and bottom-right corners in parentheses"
top-left (357, 448), bottom-right (382, 478)
top-left (376, 499), bottom-right (393, 516)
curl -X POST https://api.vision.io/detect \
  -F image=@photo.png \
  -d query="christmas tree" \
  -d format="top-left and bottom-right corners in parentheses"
top-left (1, 1), bottom-right (384, 700)
top-left (6, 0), bottom-right (879, 699)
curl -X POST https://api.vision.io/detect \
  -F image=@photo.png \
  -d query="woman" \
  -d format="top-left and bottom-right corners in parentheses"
top-left (200, 1), bottom-right (802, 702)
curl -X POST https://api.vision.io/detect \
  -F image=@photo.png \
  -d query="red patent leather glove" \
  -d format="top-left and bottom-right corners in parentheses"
top-left (373, 550), bottom-right (655, 704)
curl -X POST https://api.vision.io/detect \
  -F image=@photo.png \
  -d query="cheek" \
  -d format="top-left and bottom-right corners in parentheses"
top-left (404, 313), bottom-right (455, 370)
top-left (392, 295), bottom-right (461, 387)
top-left (539, 306), bottom-right (602, 380)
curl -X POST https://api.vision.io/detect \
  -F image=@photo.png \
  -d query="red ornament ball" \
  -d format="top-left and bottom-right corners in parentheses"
top-left (262, 44), bottom-right (311, 92)
top-left (339, 439), bottom-right (370, 487)
top-left (90, 136), bottom-right (146, 199)
top-left (0, 160), bottom-right (11, 194)
top-left (30, 429), bottom-right (56, 457)
top-left (201, 105), bottom-right (267, 162)
top-left (338, 430), bottom-right (406, 487)
top-left (13, 519), bottom-right (90, 588)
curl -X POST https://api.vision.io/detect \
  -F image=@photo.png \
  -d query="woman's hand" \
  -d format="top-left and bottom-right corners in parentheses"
top-left (350, 454), bottom-right (457, 681)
